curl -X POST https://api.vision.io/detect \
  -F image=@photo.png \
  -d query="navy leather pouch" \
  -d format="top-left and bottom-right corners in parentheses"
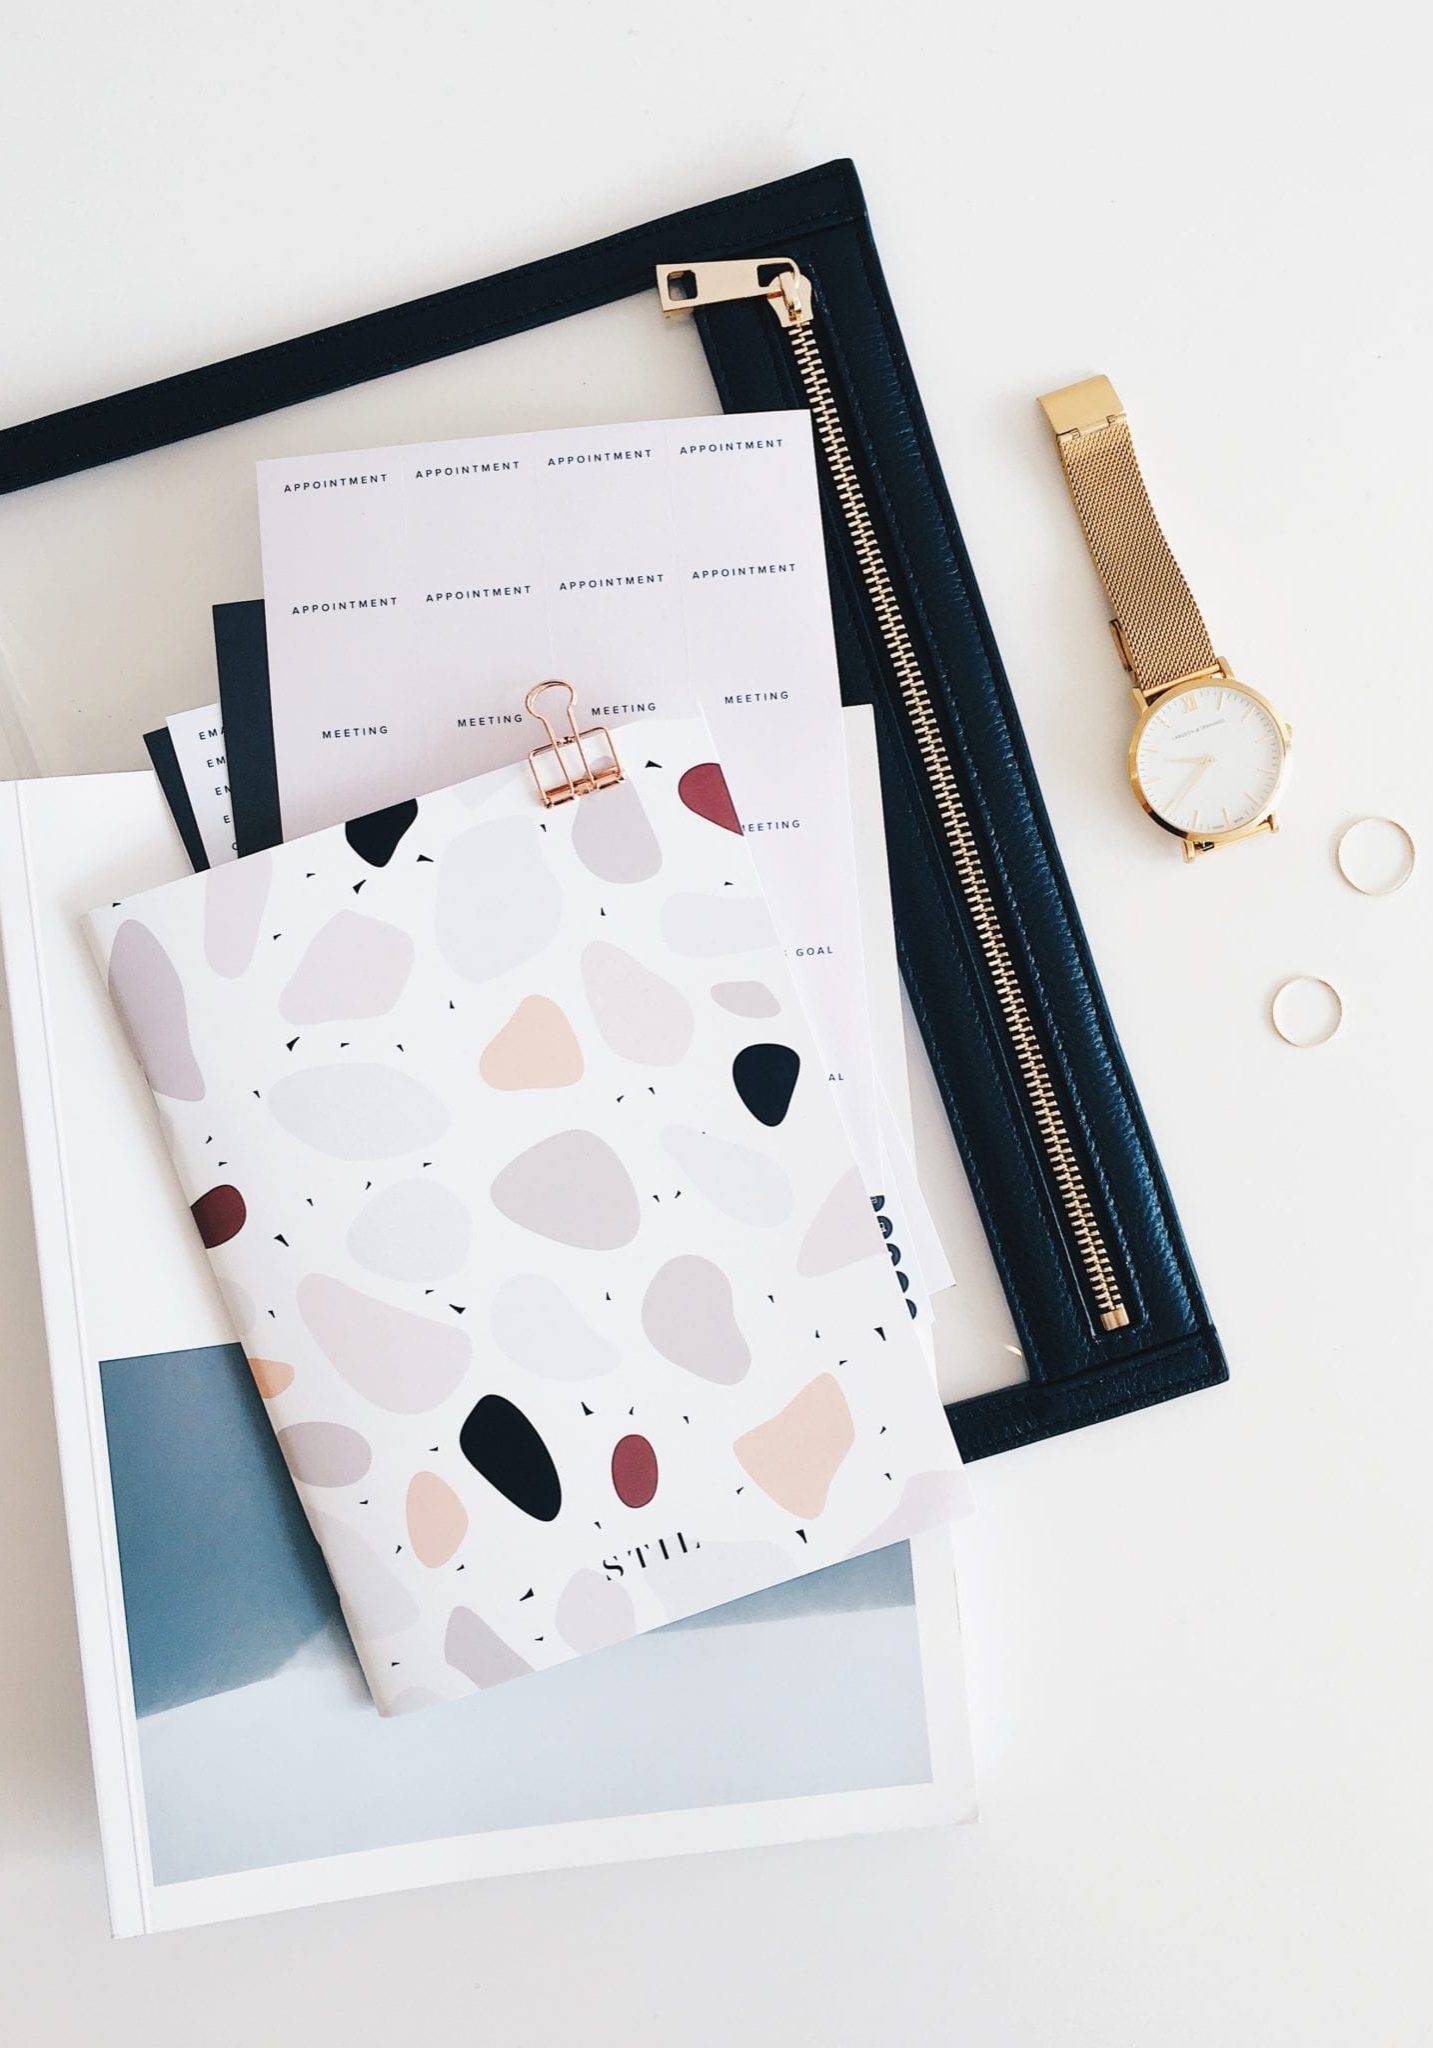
top-left (0, 158), bottom-right (1226, 1458)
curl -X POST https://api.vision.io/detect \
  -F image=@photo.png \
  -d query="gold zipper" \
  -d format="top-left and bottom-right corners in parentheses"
top-left (658, 258), bottom-right (1131, 1333)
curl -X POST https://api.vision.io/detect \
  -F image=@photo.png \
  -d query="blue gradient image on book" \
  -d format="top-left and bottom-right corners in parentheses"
top-left (102, 1343), bottom-right (932, 1885)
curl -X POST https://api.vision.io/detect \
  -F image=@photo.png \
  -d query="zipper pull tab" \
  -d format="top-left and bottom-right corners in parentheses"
top-left (656, 258), bottom-right (812, 329)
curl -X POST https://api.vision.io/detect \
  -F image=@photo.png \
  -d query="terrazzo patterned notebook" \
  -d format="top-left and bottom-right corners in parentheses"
top-left (87, 713), bottom-right (968, 1714)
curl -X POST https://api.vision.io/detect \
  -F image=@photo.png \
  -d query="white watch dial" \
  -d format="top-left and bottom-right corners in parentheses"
top-left (1133, 684), bottom-right (1286, 836)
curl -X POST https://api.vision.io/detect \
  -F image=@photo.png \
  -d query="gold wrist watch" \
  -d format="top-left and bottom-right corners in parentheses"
top-left (1039, 376), bottom-right (1290, 861)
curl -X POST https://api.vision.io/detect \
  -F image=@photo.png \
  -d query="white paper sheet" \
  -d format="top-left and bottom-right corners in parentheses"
top-left (256, 411), bottom-right (883, 1194)
top-left (843, 707), bottom-right (955, 1303)
top-left (164, 702), bottom-right (236, 866)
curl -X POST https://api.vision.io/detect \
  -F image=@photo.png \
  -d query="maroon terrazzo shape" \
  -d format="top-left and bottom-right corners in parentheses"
top-left (190, 1183), bottom-right (247, 1248)
top-left (611, 1433), bottom-right (659, 1508)
top-left (677, 762), bottom-right (742, 835)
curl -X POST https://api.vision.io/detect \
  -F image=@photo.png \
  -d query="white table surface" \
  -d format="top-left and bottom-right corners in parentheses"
top-left (3, 2), bottom-right (1430, 2039)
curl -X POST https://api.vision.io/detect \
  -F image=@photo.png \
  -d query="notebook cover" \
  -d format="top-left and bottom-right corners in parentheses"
top-left (86, 719), bottom-right (967, 1713)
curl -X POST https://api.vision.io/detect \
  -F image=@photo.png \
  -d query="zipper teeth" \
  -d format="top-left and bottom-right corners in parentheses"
top-left (785, 315), bottom-right (1130, 1332)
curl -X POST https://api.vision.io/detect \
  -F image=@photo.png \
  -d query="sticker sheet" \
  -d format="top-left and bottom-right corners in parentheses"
top-left (255, 410), bottom-right (884, 1196)
top-left (88, 716), bottom-right (967, 1714)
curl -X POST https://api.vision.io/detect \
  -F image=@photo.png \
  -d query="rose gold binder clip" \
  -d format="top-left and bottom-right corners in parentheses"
top-left (525, 680), bottom-right (624, 807)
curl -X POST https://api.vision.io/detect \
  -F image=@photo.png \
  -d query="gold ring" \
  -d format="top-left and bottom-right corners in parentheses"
top-left (1335, 816), bottom-right (1416, 896)
top-left (1270, 976), bottom-right (1343, 1049)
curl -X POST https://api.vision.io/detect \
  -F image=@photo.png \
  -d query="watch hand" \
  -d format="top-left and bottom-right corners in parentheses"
top-left (1169, 757), bottom-right (1213, 810)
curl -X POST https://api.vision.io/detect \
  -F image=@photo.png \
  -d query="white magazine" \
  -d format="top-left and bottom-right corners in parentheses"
top-left (0, 716), bottom-right (975, 1936)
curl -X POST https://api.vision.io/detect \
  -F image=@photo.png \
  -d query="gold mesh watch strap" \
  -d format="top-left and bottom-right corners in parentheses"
top-left (1039, 376), bottom-right (1217, 697)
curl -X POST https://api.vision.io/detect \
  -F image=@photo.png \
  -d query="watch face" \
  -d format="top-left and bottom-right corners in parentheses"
top-left (1132, 682), bottom-right (1287, 836)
